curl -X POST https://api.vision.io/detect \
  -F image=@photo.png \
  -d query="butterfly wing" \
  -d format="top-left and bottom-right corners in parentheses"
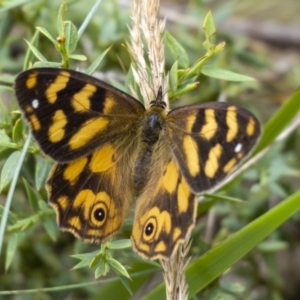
top-left (131, 142), bottom-right (196, 260)
top-left (15, 68), bottom-right (145, 162)
top-left (47, 137), bottom-right (138, 242)
top-left (166, 102), bottom-right (261, 193)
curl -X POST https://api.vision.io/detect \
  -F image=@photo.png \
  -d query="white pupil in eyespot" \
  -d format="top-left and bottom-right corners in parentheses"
top-left (234, 143), bottom-right (242, 153)
top-left (32, 99), bottom-right (39, 109)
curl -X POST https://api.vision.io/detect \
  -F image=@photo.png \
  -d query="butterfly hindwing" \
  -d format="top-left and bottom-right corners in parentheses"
top-left (166, 102), bottom-right (261, 193)
top-left (131, 141), bottom-right (196, 260)
top-left (15, 68), bottom-right (145, 162)
top-left (47, 138), bottom-right (138, 242)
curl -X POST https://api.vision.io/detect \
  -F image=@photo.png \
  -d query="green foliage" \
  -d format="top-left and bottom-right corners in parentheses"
top-left (0, 1), bottom-right (299, 299)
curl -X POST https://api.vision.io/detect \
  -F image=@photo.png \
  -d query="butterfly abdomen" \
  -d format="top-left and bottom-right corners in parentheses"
top-left (132, 108), bottom-right (167, 193)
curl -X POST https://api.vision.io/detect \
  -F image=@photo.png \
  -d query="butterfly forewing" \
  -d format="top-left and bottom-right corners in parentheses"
top-left (15, 68), bottom-right (145, 162)
top-left (167, 102), bottom-right (261, 194)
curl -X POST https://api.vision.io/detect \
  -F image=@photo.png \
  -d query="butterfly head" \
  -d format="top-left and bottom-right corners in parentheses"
top-left (149, 86), bottom-right (166, 109)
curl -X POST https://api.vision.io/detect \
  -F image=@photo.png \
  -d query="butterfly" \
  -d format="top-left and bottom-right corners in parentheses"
top-left (14, 68), bottom-right (261, 260)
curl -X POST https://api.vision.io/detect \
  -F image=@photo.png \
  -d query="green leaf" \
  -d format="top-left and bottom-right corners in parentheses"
top-left (5, 233), bottom-right (19, 271)
top-left (107, 257), bottom-right (131, 279)
top-left (219, 280), bottom-right (245, 293)
top-left (203, 11), bottom-right (216, 39)
top-left (33, 61), bottom-right (62, 68)
top-left (57, 0), bottom-right (67, 36)
top-left (24, 39), bottom-right (47, 62)
top-left (95, 261), bottom-right (109, 278)
top-left (0, 205), bottom-right (17, 225)
top-left (108, 239), bottom-right (132, 250)
top-left (257, 240), bottom-right (288, 253)
top-left (86, 46), bottom-right (112, 75)
top-left (169, 82), bottom-right (199, 100)
top-left (164, 31), bottom-right (189, 68)
top-left (36, 27), bottom-right (57, 45)
top-left (0, 0), bottom-right (33, 14)
top-left (22, 178), bottom-right (40, 213)
top-left (0, 129), bottom-right (11, 143)
top-left (254, 88), bottom-right (300, 154)
top-left (203, 193), bottom-right (245, 203)
top-left (78, 0), bottom-right (103, 38)
top-left (143, 189), bottom-right (300, 299)
top-left (0, 151), bottom-right (21, 192)
top-left (35, 158), bottom-right (52, 191)
top-left (119, 276), bottom-right (133, 296)
top-left (201, 65), bottom-right (256, 82)
top-left (68, 54), bottom-right (87, 61)
top-left (23, 29), bottom-right (40, 70)
top-left (0, 76), bottom-right (14, 85)
top-left (169, 60), bottom-right (178, 92)
top-left (43, 218), bottom-right (59, 241)
top-left (64, 21), bottom-right (78, 54)
top-left (72, 259), bottom-right (91, 270)
top-left (12, 118), bottom-right (23, 143)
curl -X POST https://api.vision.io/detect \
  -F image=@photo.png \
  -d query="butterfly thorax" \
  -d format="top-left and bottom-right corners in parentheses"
top-left (132, 106), bottom-right (167, 194)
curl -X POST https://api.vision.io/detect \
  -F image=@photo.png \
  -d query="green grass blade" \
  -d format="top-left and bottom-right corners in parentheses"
top-left (0, 133), bottom-right (32, 256)
top-left (254, 87), bottom-right (300, 154)
top-left (142, 188), bottom-right (300, 299)
top-left (78, 0), bottom-right (103, 38)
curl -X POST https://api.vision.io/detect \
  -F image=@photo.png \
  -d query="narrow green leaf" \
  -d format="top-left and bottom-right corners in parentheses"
top-left (64, 21), bottom-right (78, 54)
top-left (36, 27), bottom-right (57, 45)
top-left (0, 133), bottom-right (31, 257)
top-left (24, 39), bottom-right (46, 62)
top-left (35, 159), bottom-right (52, 191)
top-left (254, 88), bottom-right (300, 154)
top-left (119, 276), bottom-right (133, 295)
top-left (169, 60), bottom-right (178, 91)
top-left (95, 261), bottom-right (109, 278)
top-left (12, 118), bottom-right (23, 143)
top-left (71, 250), bottom-right (99, 260)
top-left (257, 240), bottom-right (288, 253)
top-left (23, 30), bottom-right (40, 71)
top-left (164, 31), bottom-right (190, 68)
top-left (78, 0), bottom-right (103, 38)
top-left (203, 11), bottom-right (216, 40)
top-left (68, 54), bottom-right (87, 61)
top-left (107, 257), bottom-right (131, 279)
top-left (33, 62), bottom-right (62, 68)
top-left (108, 239), bottom-right (132, 250)
top-left (0, 76), bottom-right (14, 85)
top-left (86, 46), bottom-right (112, 75)
top-left (0, 206), bottom-right (17, 225)
top-left (143, 189), bottom-right (300, 299)
top-left (219, 280), bottom-right (245, 293)
top-left (169, 82), bottom-right (199, 100)
top-left (0, 151), bottom-right (21, 192)
top-left (72, 259), bottom-right (90, 270)
top-left (201, 65), bottom-right (256, 82)
top-left (203, 193), bottom-right (245, 203)
top-left (57, 0), bottom-right (67, 36)
top-left (0, 129), bottom-right (11, 143)
top-left (43, 218), bottom-right (59, 241)
top-left (0, 0), bottom-right (33, 14)
top-left (5, 233), bottom-right (19, 271)
top-left (22, 178), bottom-right (40, 213)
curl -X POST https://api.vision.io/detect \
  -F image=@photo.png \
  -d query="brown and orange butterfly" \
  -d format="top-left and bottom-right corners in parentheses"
top-left (15, 68), bottom-right (261, 260)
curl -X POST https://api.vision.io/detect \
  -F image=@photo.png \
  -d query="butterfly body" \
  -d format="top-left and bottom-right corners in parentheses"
top-left (15, 68), bottom-right (261, 260)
